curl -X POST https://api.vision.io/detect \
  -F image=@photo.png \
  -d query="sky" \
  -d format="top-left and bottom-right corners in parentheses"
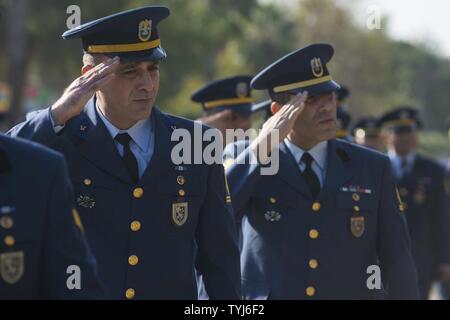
top-left (265, 0), bottom-right (450, 59)
top-left (357, 0), bottom-right (450, 58)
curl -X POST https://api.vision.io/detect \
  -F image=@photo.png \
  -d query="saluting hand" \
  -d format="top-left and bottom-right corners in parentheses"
top-left (50, 56), bottom-right (121, 125)
top-left (251, 91), bottom-right (308, 162)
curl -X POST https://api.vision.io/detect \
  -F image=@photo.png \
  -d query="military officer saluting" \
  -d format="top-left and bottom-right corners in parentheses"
top-left (8, 6), bottom-right (240, 299)
top-left (379, 107), bottom-right (450, 299)
top-left (193, 75), bottom-right (254, 142)
top-left (224, 43), bottom-right (419, 299)
top-left (0, 134), bottom-right (104, 299)
top-left (351, 116), bottom-right (383, 151)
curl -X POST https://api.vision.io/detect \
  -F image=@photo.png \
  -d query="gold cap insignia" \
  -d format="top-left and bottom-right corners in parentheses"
top-left (138, 19), bottom-right (152, 42)
top-left (399, 111), bottom-right (409, 120)
top-left (236, 82), bottom-right (249, 98)
top-left (311, 57), bottom-right (324, 78)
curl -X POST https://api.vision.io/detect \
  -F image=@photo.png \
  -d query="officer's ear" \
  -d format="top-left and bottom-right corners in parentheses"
top-left (81, 64), bottom-right (94, 75)
top-left (271, 102), bottom-right (282, 115)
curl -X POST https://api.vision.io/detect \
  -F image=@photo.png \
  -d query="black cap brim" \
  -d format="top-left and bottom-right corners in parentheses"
top-left (287, 80), bottom-right (340, 96)
top-left (251, 100), bottom-right (271, 113)
top-left (104, 46), bottom-right (166, 63)
top-left (391, 125), bottom-right (416, 134)
top-left (205, 104), bottom-right (253, 115)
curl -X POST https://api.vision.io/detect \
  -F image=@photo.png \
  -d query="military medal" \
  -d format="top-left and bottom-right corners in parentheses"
top-left (76, 194), bottom-right (96, 209)
top-left (265, 210), bottom-right (281, 222)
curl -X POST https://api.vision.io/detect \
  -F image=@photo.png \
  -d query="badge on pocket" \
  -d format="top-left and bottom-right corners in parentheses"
top-left (350, 216), bottom-right (365, 238)
top-left (172, 202), bottom-right (188, 226)
top-left (0, 251), bottom-right (24, 285)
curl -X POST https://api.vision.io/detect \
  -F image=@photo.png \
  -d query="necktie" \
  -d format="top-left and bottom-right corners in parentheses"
top-left (301, 152), bottom-right (321, 198)
top-left (115, 133), bottom-right (139, 183)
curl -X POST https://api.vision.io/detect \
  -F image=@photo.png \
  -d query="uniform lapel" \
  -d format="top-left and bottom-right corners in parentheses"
top-left (317, 139), bottom-right (354, 202)
top-left (139, 108), bottom-right (172, 185)
top-left (399, 154), bottom-right (420, 186)
top-left (0, 142), bottom-right (14, 204)
top-left (73, 98), bottom-right (131, 184)
top-left (277, 142), bottom-right (312, 199)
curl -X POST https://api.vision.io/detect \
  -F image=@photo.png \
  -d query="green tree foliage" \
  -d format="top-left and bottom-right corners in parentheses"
top-left (0, 0), bottom-right (449, 154)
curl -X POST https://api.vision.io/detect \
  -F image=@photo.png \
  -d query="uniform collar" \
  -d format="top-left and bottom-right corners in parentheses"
top-left (95, 102), bottom-right (152, 153)
top-left (284, 138), bottom-right (328, 170)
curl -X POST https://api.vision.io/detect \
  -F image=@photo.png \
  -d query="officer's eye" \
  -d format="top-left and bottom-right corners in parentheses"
top-left (307, 96), bottom-right (319, 103)
top-left (148, 65), bottom-right (159, 72)
top-left (121, 69), bottom-right (137, 75)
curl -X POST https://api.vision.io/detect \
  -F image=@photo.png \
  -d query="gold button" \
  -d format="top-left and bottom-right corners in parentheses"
top-left (312, 202), bottom-right (321, 212)
top-left (4, 235), bottom-right (15, 247)
top-left (83, 178), bottom-right (92, 186)
top-left (269, 197), bottom-right (276, 204)
top-left (309, 229), bottom-right (319, 239)
top-left (130, 220), bottom-right (141, 232)
top-left (0, 216), bottom-right (13, 229)
top-left (125, 288), bottom-right (135, 299)
top-left (133, 187), bottom-right (144, 199)
top-left (178, 189), bottom-right (185, 197)
top-left (352, 193), bottom-right (360, 201)
top-left (309, 259), bottom-right (319, 269)
top-left (306, 286), bottom-right (316, 297)
top-left (400, 202), bottom-right (408, 211)
top-left (353, 205), bottom-right (360, 212)
top-left (177, 176), bottom-right (185, 185)
top-left (128, 255), bottom-right (139, 266)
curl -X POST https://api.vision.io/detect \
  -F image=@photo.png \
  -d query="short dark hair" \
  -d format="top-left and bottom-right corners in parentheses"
top-left (82, 52), bottom-right (107, 66)
top-left (269, 92), bottom-right (292, 105)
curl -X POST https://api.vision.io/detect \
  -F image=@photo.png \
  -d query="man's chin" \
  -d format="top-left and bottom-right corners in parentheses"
top-left (130, 101), bottom-right (153, 118)
top-left (319, 129), bottom-right (337, 141)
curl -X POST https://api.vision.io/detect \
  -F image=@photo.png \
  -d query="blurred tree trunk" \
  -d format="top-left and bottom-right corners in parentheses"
top-left (5, 0), bottom-right (29, 128)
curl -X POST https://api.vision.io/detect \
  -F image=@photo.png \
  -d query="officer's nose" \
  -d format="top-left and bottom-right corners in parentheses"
top-left (318, 95), bottom-right (336, 112)
top-left (136, 70), bottom-right (154, 93)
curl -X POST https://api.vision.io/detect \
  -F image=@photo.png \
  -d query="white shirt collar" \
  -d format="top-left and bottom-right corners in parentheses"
top-left (96, 103), bottom-right (152, 152)
top-left (284, 138), bottom-right (328, 171)
top-left (388, 150), bottom-right (416, 166)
